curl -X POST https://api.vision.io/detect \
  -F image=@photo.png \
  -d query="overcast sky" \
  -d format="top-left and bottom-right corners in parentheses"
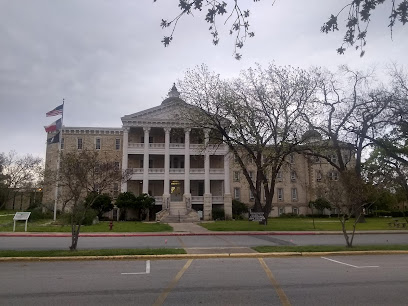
top-left (0, 0), bottom-right (407, 160)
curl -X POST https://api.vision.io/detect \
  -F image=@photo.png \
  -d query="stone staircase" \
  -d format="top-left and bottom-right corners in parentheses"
top-left (158, 201), bottom-right (200, 223)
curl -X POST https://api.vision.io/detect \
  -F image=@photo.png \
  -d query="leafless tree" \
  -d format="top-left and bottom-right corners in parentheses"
top-left (56, 150), bottom-right (128, 250)
top-left (0, 151), bottom-right (43, 210)
top-left (179, 63), bottom-right (318, 223)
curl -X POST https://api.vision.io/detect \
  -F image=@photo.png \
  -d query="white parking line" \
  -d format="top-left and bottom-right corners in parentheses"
top-left (321, 257), bottom-right (379, 269)
top-left (121, 260), bottom-right (151, 275)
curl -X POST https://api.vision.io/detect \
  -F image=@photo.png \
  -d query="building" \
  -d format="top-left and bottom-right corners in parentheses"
top-left (44, 85), bottom-right (352, 220)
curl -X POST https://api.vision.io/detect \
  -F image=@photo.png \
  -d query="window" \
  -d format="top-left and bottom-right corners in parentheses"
top-left (115, 138), bottom-right (121, 150)
top-left (61, 137), bottom-right (64, 150)
top-left (198, 182), bottom-right (204, 196)
top-left (316, 171), bottom-right (322, 182)
top-left (329, 171), bottom-right (339, 181)
top-left (94, 184), bottom-right (100, 193)
top-left (249, 190), bottom-right (254, 201)
top-left (234, 155), bottom-right (240, 163)
top-left (329, 154), bottom-right (337, 163)
top-left (277, 188), bottom-right (284, 201)
top-left (139, 159), bottom-right (144, 168)
top-left (291, 188), bottom-right (298, 201)
top-left (278, 207), bottom-right (285, 216)
top-left (77, 138), bottom-right (83, 150)
top-left (290, 170), bottom-right (296, 182)
top-left (248, 171), bottom-right (254, 180)
top-left (277, 171), bottom-right (283, 182)
top-left (95, 138), bottom-right (101, 150)
top-left (141, 136), bottom-right (153, 143)
top-left (113, 183), bottom-right (119, 198)
top-left (289, 153), bottom-right (295, 164)
top-left (234, 187), bottom-right (241, 200)
top-left (233, 171), bottom-right (240, 182)
top-left (343, 153), bottom-right (350, 163)
top-left (114, 162), bottom-right (120, 171)
top-left (94, 163), bottom-right (100, 174)
top-left (149, 159), bottom-right (153, 168)
top-left (293, 207), bottom-right (299, 215)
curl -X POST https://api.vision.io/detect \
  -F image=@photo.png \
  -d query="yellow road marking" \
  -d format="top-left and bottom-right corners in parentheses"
top-left (153, 259), bottom-right (193, 306)
top-left (177, 236), bottom-right (186, 248)
top-left (259, 258), bottom-right (291, 306)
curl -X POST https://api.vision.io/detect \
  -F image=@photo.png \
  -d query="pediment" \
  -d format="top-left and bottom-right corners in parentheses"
top-left (121, 101), bottom-right (189, 123)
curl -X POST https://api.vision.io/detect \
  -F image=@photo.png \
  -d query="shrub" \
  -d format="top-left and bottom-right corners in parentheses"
top-left (61, 209), bottom-right (98, 226)
top-left (212, 208), bottom-right (225, 220)
top-left (28, 207), bottom-right (53, 222)
top-left (232, 200), bottom-right (248, 220)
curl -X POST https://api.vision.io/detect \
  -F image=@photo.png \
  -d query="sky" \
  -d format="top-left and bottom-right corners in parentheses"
top-left (0, 0), bottom-right (407, 160)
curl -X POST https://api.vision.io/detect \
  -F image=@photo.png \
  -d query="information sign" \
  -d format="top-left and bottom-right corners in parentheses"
top-left (249, 212), bottom-right (265, 222)
top-left (13, 212), bottom-right (31, 232)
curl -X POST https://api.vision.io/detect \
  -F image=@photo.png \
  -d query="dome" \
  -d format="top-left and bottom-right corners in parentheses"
top-left (302, 129), bottom-right (322, 141)
top-left (161, 83), bottom-right (184, 105)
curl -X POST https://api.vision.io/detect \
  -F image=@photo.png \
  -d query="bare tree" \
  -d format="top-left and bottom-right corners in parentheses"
top-left (179, 63), bottom-right (318, 223)
top-left (0, 151), bottom-right (43, 210)
top-left (56, 150), bottom-right (127, 250)
top-left (301, 66), bottom-right (395, 223)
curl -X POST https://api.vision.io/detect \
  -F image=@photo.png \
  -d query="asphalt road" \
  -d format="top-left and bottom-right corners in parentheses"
top-left (1, 255), bottom-right (407, 305)
top-left (0, 233), bottom-right (407, 251)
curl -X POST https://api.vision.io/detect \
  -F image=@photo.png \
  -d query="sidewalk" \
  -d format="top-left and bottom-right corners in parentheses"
top-left (1, 225), bottom-right (407, 238)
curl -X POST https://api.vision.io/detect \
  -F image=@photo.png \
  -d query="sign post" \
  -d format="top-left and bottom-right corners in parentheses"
top-left (13, 212), bottom-right (31, 232)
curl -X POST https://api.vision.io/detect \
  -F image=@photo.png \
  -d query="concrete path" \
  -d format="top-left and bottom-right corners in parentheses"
top-left (168, 222), bottom-right (210, 233)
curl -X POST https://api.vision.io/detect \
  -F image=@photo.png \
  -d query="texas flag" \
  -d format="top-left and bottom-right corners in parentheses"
top-left (44, 118), bottom-right (62, 132)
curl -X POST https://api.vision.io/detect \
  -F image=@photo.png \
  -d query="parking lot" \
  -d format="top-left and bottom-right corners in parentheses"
top-left (1, 254), bottom-right (407, 305)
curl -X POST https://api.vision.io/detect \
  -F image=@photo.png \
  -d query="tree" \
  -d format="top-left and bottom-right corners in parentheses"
top-left (56, 150), bottom-right (126, 250)
top-left (0, 151), bottom-right (43, 210)
top-left (365, 146), bottom-right (408, 221)
top-left (86, 192), bottom-right (114, 219)
top-left (155, 0), bottom-right (407, 59)
top-left (116, 191), bottom-right (137, 220)
top-left (308, 197), bottom-right (332, 229)
top-left (179, 63), bottom-right (317, 223)
top-left (116, 192), bottom-right (155, 221)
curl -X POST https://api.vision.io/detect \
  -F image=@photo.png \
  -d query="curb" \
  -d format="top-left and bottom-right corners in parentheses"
top-left (1, 231), bottom-right (407, 238)
top-left (1, 250), bottom-right (408, 262)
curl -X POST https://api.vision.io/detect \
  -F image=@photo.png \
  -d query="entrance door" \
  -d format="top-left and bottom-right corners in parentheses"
top-left (170, 180), bottom-right (183, 201)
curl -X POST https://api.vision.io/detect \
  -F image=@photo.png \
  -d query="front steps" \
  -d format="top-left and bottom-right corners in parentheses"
top-left (157, 201), bottom-right (200, 223)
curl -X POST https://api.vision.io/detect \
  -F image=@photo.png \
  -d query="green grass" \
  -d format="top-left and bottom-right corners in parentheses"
top-left (0, 248), bottom-right (186, 257)
top-left (201, 217), bottom-right (407, 231)
top-left (253, 245), bottom-right (408, 253)
top-left (0, 217), bottom-right (173, 233)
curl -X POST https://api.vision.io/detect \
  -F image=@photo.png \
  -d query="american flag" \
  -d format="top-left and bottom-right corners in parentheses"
top-left (46, 104), bottom-right (63, 117)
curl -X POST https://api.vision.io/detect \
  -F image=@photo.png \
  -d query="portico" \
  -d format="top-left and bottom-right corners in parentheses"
top-left (120, 85), bottom-right (232, 221)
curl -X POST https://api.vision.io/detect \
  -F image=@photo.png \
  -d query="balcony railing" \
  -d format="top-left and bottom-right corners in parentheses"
top-left (192, 196), bottom-right (204, 203)
top-left (131, 168), bottom-right (143, 173)
top-left (149, 143), bottom-right (165, 148)
top-left (169, 168), bottom-right (184, 173)
top-left (149, 168), bottom-right (165, 173)
top-left (212, 196), bottom-right (224, 204)
top-left (190, 168), bottom-right (205, 174)
top-left (128, 143), bottom-right (144, 148)
top-left (210, 168), bottom-right (224, 174)
top-left (170, 143), bottom-right (185, 148)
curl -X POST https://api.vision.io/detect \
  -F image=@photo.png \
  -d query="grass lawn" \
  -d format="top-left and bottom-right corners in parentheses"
top-left (253, 245), bottom-right (408, 253)
top-left (0, 248), bottom-right (186, 257)
top-left (0, 212), bottom-right (172, 232)
top-left (201, 217), bottom-right (407, 231)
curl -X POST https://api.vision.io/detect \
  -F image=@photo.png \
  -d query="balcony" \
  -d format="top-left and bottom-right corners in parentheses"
top-left (149, 168), bottom-right (165, 174)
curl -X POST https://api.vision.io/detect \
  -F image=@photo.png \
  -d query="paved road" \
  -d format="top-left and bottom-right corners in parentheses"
top-left (0, 233), bottom-right (407, 251)
top-left (1, 255), bottom-right (407, 305)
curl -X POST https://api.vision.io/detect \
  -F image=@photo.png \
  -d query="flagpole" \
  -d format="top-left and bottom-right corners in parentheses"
top-left (53, 98), bottom-right (64, 221)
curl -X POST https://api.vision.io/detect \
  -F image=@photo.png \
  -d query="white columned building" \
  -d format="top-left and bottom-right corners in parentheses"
top-left (121, 85), bottom-right (232, 222)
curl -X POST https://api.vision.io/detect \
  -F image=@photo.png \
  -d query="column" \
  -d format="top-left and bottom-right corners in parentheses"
top-left (121, 127), bottom-right (129, 192)
top-left (143, 127), bottom-right (150, 194)
top-left (184, 128), bottom-right (191, 209)
top-left (203, 128), bottom-right (212, 220)
top-left (163, 127), bottom-right (171, 209)
top-left (223, 152), bottom-right (232, 218)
